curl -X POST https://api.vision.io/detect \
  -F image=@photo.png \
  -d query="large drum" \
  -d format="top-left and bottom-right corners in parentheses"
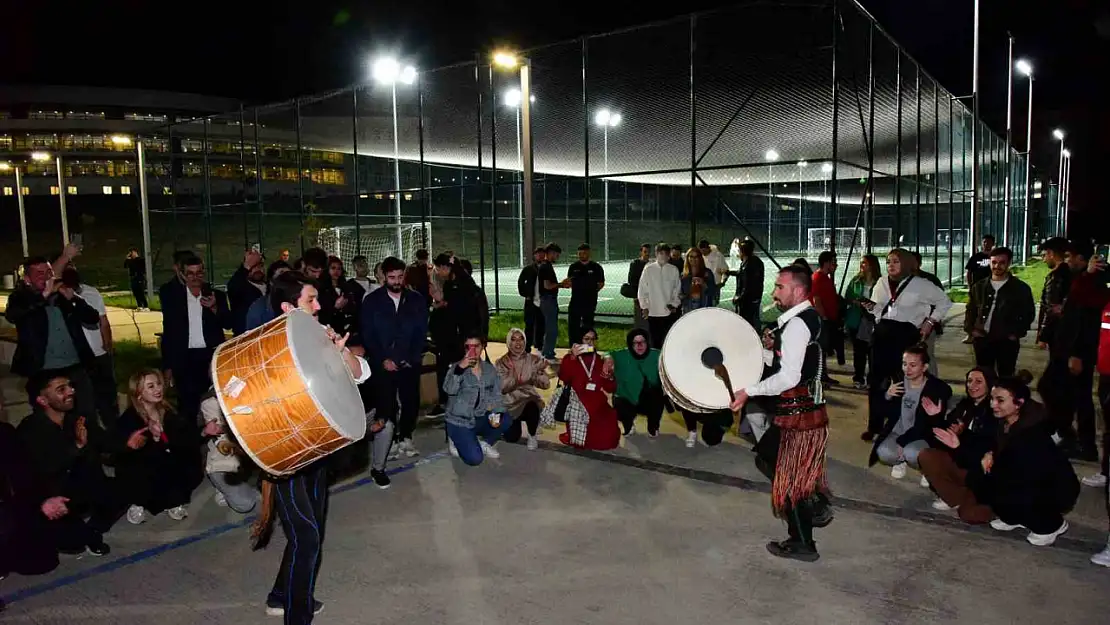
top-left (660, 307), bottom-right (765, 412)
top-left (210, 309), bottom-right (366, 476)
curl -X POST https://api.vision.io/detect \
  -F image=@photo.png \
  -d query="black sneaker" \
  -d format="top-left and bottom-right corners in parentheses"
top-left (265, 598), bottom-right (324, 617)
top-left (426, 405), bottom-right (446, 417)
top-left (370, 469), bottom-right (392, 490)
top-left (766, 539), bottom-right (820, 562)
top-left (85, 541), bottom-right (110, 557)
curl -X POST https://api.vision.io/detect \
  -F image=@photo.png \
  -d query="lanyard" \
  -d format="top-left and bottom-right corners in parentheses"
top-left (577, 354), bottom-right (596, 379)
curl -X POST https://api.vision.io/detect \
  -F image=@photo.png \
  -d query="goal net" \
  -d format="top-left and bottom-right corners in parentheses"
top-left (806, 227), bottom-right (893, 254)
top-left (316, 223), bottom-right (431, 263)
top-left (935, 228), bottom-right (971, 250)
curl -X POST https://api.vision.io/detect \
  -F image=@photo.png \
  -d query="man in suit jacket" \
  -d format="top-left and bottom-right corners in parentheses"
top-left (160, 253), bottom-right (231, 422)
top-left (227, 249), bottom-right (267, 336)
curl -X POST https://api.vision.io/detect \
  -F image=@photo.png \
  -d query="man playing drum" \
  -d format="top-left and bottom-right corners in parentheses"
top-left (248, 271), bottom-right (371, 623)
top-left (730, 265), bottom-right (831, 562)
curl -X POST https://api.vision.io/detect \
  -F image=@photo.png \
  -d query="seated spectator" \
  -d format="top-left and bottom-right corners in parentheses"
top-left (199, 395), bottom-right (260, 513)
top-left (557, 328), bottom-right (620, 450)
top-left (444, 335), bottom-right (512, 466)
top-left (495, 328), bottom-right (550, 451)
top-left (681, 408), bottom-right (734, 448)
top-left (1, 422), bottom-right (61, 577)
top-left (16, 372), bottom-right (130, 557)
top-left (869, 344), bottom-right (953, 483)
top-left (116, 369), bottom-right (208, 524)
top-left (611, 328), bottom-right (664, 437)
top-left (918, 367), bottom-right (998, 512)
top-left (933, 373), bottom-right (1079, 546)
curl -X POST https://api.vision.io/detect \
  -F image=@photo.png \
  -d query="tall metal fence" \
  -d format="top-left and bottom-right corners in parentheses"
top-left (131, 0), bottom-right (1032, 315)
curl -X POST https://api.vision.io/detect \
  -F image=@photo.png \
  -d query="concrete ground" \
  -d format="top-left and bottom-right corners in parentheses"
top-left (2, 299), bottom-right (1110, 623)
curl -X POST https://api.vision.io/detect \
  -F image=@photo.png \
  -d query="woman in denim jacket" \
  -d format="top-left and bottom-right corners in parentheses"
top-left (444, 334), bottom-right (513, 465)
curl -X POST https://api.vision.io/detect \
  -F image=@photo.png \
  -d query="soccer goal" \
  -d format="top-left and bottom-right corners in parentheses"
top-left (806, 227), bottom-right (893, 255)
top-left (316, 222), bottom-right (431, 263)
top-left (935, 228), bottom-right (971, 250)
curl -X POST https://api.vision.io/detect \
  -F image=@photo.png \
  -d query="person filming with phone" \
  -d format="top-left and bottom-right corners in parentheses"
top-left (443, 335), bottom-right (513, 465)
top-left (557, 328), bottom-right (619, 450)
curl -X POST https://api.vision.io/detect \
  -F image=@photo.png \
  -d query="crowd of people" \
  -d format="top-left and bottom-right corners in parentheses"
top-left (3, 230), bottom-right (1110, 619)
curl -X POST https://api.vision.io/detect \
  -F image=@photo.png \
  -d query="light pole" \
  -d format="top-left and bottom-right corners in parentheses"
top-left (1062, 149), bottom-right (1071, 235)
top-left (970, 0), bottom-right (981, 247)
top-left (594, 108), bottom-right (622, 261)
top-left (1016, 58), bottom-right (1033, 263)
top-left (1, 162), bottom-right (28, 257)
top-left (1053, 128), bottom-right (1065, 236)
top-left (821, 162), bottom-right (833, 249)
top-left (372, 56), bottom-right (417, 257)
top-left (797, 160), bottom-right (808, 252)
top-left (493, 51), bottom-right (535, 257)
top-left (504, 88), bottom-right (535, 267)
top-left (1003, 35), bottom-right (1014, 247)
top-left (765, 149), bottom-right (780, 250)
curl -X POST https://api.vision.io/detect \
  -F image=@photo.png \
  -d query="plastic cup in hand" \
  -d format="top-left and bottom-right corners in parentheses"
top-left (488, 413), bottom-right (501, 428)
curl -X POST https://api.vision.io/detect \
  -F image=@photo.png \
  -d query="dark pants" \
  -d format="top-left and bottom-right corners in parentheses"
top-left (269, 464), bottom-right (328, 625)
top-left (647, 314), bottom-right (676, 350)
top-left (117, 449), bottom-right (204, 515)
top-left (736, 300), bottom-right (761, 331)
top-left (372, 366), bottom-right (422, 440)
top-left (867, 321), bottom-right (920, 434)
top-left (851, 336), bottom-right (869, 383)
top-left (818, 320), bottom-right (843, 374)
top-left (1040, 358), bottom-right (1097, 452)
top-left (540, 295), bottom-right (559, 360)
top-left (523, 300), bottom-right (545, 353)
top-left (173, 347), bottom-right (215, 424)
top-left (972, 336), bottom-right (1020, 377)
top-left (130, 276), bottom-right (148, 309)
top-left (567, 305), bottom-right (595, 346)
top-left (753, 421), bottom-right (830, 545)
top-left (681, 409), bottom-right (733, 446)
top-left (1098, 374), bottom-right (1110, 478)
top-left (51, 459), bottom-right (127, 552)
top-left (86, 353), bottom-right (119, 430)
top-left (614, 386), bottom-right (665, 435)
top-left (503, 401), bottom-right (541, 443)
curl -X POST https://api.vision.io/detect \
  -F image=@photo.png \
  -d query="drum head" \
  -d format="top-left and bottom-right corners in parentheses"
top-left (660, 307), bottom-right (764, 411)
top-left (286, 310), bottom-right (366, 442)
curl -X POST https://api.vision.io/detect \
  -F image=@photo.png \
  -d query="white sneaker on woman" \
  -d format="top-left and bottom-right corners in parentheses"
top-left (126, 505), bottom-right (147, 525)
top-left (990, 518), bottom-right (1024, 532)
top-left (1027, 520), bottom-right (1069, 546)
top-left (167, 505), bottom-right (188, 521)
top-left (215, 492), bottom-right (228, 507)
top-left (685, 431), bottom-right (697, 448)
top-left (919, 475), bottom-right (930, 488)
top-left (890, 462), bottom-right (908, 479)
top-left (479, 440), bottom-right (500, 459)
top-left (448, 439), bottom-right (459, 457)
top-left (401, 438), bottom-right (420, 457)
top-left (931, 499), bottom-right (955, 511)
top-left (526, 435), bottom-right (539, 451)
top-left (1091, 539), bottom-right (1110, 567)
top-left (1081, 473), bottom-right (1108, 488)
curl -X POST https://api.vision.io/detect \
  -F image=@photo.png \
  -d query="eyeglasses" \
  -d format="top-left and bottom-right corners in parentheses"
top-left (583, 335), bottom-right (598, 342)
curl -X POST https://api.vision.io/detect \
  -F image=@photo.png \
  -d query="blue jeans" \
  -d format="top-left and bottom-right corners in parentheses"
top-left (540, 295), bottom-right (559, 359)
top-left (446, 416), bottom-right (513, 466)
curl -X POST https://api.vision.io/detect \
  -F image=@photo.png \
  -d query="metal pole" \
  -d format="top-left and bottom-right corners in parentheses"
top-left (933, 82), bottom-right (940, 273)
top-left (1056, 139), bottom-right (1064, 236)
top-left (253, 108), bottom-right (264, 252)
top-left (137, 141), bottom-right (154, 298)
top-left (295, 100), bottom-right (305, 253)
top-left (55, 156), bottom-right (69, 246)
top-left (474, 59), bottom-right (484, 288)
top-left (391, 82), bottom-right (404, 257)
top-left (689, 14), bottom-right (698, 250)
top-left (1004, 34), bottom-right (1013, 246)
top-left (603, 125), bottom-right (609, 261)
top-left (830, 0), bottom-right (840, 256)
top-left (915, 66), bottom-right (922, 251)
top-left (418, 76), bottom-right (429, 251)
top-left (490, 64), bottom-right (500, 310)
top-left (521, 60), bottom-right (536, 258)
top-left (15, 166), bottom-right (28, 257)
top-left (202, 118), bottom-right (214, 277)
top-left (1063, 155), bottom-right (1071, 235)
top-left (515, 107), bottom-right (523, 266)
top-left (866, 21), bottom-right (875, 255)
top-left (239, 104), bottom-right (249, 249)
top-left (970, 0), bottom-right (980, 246)
top-left (352, 89), bottom-right (362, 255)
top-left (582, 39), bottom-right (591, 245)
top-left (948, 97), bottom-right (954, 285)
top-left (1022, 77), bottom-right (1033, 262)
top-left (895, 52), bottom-right (902, 246)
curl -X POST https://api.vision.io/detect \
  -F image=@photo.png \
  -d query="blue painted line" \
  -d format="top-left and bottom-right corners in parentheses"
top-left (0, 451), bottom-right (449, 606)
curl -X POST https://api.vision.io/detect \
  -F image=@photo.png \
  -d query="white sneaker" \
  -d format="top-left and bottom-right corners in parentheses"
top-left (685, 431), bottom-right (697, 448)
top-left (402, 438), bottom-right (420, 457)
top-left (1027, 520), bottom-right (1069, 546)
top-left (1090, 539), bottom-right (1110, 567)
top-left (388, 445), bottom-right (401, 461)
top-left (1081, 473), bottom-right (1108, 488)
top-left (167, 505), bottom-right (188, 521)
top-left (126, 505), bottom-right (147, 525)
top-left (448, 439), bottom-right (459, 458)
top-left (931, 498), bottom-right (955, 511)
top-left (990, 518), bottom-right (1025, 532)
top-left (1051, 433), bottom-right (1063, 445)
top-left (215, 492), bottom-right (228, 507)
top-left (625, 424), bottom-right (637, 437)
top-left (526, 435), bottom-right (538, 451)
top-left (479, 440), bottom-right (500, 459)
top-left (919, 475), bottom-right (930, 488)
top-left (890, 462), bottom-right (908, 479)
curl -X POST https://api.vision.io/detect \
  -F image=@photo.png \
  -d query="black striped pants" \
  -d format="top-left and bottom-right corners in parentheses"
top-left (268, 464), bottom-right (328, 625)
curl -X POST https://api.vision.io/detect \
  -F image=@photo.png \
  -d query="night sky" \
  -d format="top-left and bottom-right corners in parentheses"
top-left (2, 0), bottom-right (1106, 236)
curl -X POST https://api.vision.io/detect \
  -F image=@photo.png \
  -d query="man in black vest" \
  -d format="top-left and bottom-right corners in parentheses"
top-left (731, 265), bottom-right (831, 562)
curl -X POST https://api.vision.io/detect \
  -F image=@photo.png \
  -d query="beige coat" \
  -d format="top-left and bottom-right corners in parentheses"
top-left (495, 352), bottom-right (551, 418)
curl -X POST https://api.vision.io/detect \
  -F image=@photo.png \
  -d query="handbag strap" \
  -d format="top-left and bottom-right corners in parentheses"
top-left (880, 276), bottom-right (914, 319)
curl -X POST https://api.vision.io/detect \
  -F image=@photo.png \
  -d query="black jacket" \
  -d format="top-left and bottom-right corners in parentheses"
top-left (731, 255), bottom-right (765, 304)
top-left (4, 284), bottom-right (100, 377)
top-left (626, 258), bottom-right (648, 289)
top-left (869, 375), bottom-right (953, 466)
top-left (943, 396), bottom-right (999, 470)
top-left (0, 422), bottom-right (59, 576)
top-left (158, 279), bottom-right (231, 372)
top-left (963, 275), bottom-right (1036, 339)
top-left (517, 263), bottom-right (542, 300)
top-left (114, 406), bottom-right (201, 476)
top-left (1037, 264), bottom-right (1071, 344)
top-left (15, 409), bottom-right (115, 498)
top-left (226, 266), bottom-right (266, 336)
top-left (965, 402), bottom-right (1079, 513)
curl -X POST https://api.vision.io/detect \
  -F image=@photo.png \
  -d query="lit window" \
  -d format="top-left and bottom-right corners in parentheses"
top-left (162, 186), bottom-right (172, 195)
top-left (67, 186), bottom-right (77, 195)
top-left (404, 193), bottom-right (413, 201)
top-left (21, 187), bottom-right (30, 196)
top-left (373, 193), bottom-right (383, 199)
top-left (50, 186), bottom-right (59, 195)
top-left (2, 187), bottom-right (11, 196)
top-left (120, 185), bottom-right (131, 195)
top-left (102, 186), bottom-right (113, 195)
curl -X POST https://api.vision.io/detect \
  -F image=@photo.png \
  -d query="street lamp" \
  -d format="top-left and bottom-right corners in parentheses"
top-left (594, 107), bottom-right (622, 261)
top-left (371, 55), bottom-right (417, 257)
top-left (1, 161), bottom-right (28, 255)
top-left (493, 49), bottom-right (535, 260)
top-left (765, 149), bottom-right (780, 249)
top-left (504, 88), bottom-right (535, 267)
top-left (1016, 58), bottom-right (1033, 263)
top-left (1053, 129), bottom-right (1065, 235)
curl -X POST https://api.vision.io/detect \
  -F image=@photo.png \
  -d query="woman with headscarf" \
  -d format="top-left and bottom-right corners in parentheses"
top-left (611, 327), bottom-right (664, 437)
top-left (558, 328), bottom-right (620, 450)
top-left (496, 328), bottom-right (550, 451)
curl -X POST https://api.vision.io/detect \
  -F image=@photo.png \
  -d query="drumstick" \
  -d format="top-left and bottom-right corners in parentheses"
top-left (700, 347), bottom-right (741, 420)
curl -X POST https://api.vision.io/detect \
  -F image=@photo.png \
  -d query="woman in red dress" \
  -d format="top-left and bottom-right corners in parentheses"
top-left (558, 328), bottom-right (620, 450)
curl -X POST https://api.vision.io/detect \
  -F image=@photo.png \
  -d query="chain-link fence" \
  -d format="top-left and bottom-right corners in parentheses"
top-left (33, 0), bottom-right (1038, 315)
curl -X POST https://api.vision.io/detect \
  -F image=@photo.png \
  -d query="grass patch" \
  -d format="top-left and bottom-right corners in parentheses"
top-left (1011, 259), bottom-right (1049, 302)
top-left (103, 293), bottom-right (162, 311)
top-left (112, 340), bottom-right (162, 393)
top-left (488, 311), bottom-right (630, 352)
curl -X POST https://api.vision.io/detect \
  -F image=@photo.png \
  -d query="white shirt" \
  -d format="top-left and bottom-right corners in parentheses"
top-left (746, 301), bottom-right (813, 398)
top-left (251, 281), bottom-right (267, 296)
top-left (533, 270), bottom-right (541, 307)
top-left (871, 275), bottom-right (952, 327)
top-left (352, 354), bottom-right (372, 384)
top-left (984, 277), bottom-right (1008, 332)
top-left (78, 284), bottom-right (107, 357)
top-left (186, 288), bottom-right (207, 349)
top-left (637, 261), bottom-right (681, 317)
top-left (388, 289), bottom-right (402, 311)
top-left (703, 246), bottom-right (730, 285)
